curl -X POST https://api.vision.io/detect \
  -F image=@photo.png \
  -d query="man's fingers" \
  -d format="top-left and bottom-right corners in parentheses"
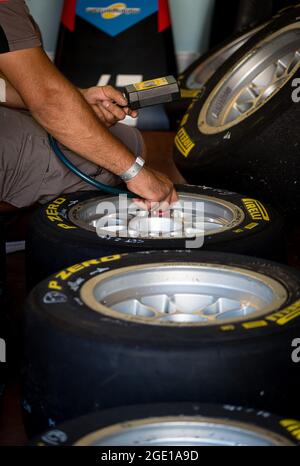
top-left (101, 101), bottom-right (127, 121)
top-left (102, 85), bottom-right (127, 106)
top-left (133, 199), bottom-right (149, 211)
top-left (170, 188), bottom-right (179, 205)
top-left (124, 107), bottom-right (138, 118)
top-left (95, 105), bottom-right (120, 127)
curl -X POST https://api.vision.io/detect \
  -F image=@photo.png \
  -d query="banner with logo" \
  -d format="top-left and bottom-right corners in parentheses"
top-left (56, 0), bottom-right (177, 129)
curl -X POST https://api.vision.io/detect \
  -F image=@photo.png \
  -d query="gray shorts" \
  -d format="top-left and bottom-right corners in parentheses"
top-left (0, 107), bottom-right (145, 208)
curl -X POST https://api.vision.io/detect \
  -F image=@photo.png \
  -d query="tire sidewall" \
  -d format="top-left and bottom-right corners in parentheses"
top-left (31, 403), bottom-right (300, 446)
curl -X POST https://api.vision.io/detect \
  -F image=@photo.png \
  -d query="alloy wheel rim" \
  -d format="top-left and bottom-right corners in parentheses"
top-left (80, 263), bottom-right (287, 326)
top-left (186, 28), bottom-right (258, 90)
top-left (199, 24), bottom-right (300, 134)
top-left (68, 193), bottom-right (244, 239)
top-left (74, 416), bottom-right (291, 446)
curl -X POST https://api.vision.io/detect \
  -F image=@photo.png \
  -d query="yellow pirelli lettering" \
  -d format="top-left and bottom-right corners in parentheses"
top-left (242, 320), bottom-right (268, 330)
top-left (266, 299), bottom-right (300, 326)
top-left (180, 113), bottom-right (189, 127)
top-left (220, 325), bottom-right (236, 332)
top-left (245, 223), bottom-right (259, 230)
top-left (280, 420), bottom-right (300, 440)
top-left (180, 89), bottom-right (201, 99)
top-left (175, 128), bottom-right (195, 158)
top-left (233, 229), bottom-right (244, 234)
top-left (242, 199), bottom-right (270, 222)
top-left (187, 101), bottom-right (195, 112)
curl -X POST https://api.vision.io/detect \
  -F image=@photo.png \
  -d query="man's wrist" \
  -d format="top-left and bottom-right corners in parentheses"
top-left (119, 156), bottom-right (145, 183)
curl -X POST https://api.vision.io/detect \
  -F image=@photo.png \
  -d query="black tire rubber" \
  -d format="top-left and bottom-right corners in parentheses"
top-left (22, 250), bottom-right (300, 437)
top-left (26, 186), bottom-right (284, 288)
top-left (234, 0), bottom-right (274, 32)
top-left (30, 402), bottom-right (300, 446)
top-left (173, 6), bottom-right (300, 218)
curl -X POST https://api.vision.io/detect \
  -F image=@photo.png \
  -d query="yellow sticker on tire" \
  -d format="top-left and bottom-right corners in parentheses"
top-left (175, 128), bottom-right (195, 158)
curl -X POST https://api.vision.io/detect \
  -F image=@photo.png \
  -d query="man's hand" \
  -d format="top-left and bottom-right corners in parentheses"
top-left (127, 168), bottom-right (178, 211)
top-left (80, 86), bottom-right (138, 127)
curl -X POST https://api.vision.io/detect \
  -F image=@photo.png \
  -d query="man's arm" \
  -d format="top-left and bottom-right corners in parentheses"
top-left (0, 73), bottom-right (136, 126)
top-left (0, 47), bottom-right (177, 205)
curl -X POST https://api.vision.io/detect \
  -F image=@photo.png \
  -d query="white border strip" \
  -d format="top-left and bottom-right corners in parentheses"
top-left (0, 78), bottom-right (6, 102)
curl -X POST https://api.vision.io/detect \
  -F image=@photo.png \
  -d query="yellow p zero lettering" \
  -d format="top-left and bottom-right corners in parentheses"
top-left (57, 224), bottom-right (77, 230)
top-left (53, 198), bottom-right (67, 205)
top-left (46, 197), bottom-right (77, 229)
top-left (67, 264), bottom-right (85, 274)
top-left (175, 128), bottom-right (195, 158)
top-left (55, 255), bottom-right (127, 281)
top-left (81, 259), bottom-right (102, 268)
top-left (242, 199), bottom-right (270, 222)
top-left (100, 255), bottom-right (123, 263)
top-left (48, 281), bottom-right (62, 291)
top-left (280, 420), bottom-right (300, 440)
top-left (266, 299), bottom-right (300, 326)
top-left (47, 215), bottom-right (62, 223)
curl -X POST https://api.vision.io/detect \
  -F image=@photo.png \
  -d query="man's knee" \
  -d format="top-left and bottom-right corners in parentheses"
top-left (109, 123), bottom-right (146, 159)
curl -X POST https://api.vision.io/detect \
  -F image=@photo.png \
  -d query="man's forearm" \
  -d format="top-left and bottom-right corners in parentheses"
top-left (0, 48), bottom-right (136, 175)
top-left (30, 79), bottom-right (136, 176)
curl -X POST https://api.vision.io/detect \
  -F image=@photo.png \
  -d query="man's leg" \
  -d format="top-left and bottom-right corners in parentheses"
top-left (0, 108), bottom-right (145, 208)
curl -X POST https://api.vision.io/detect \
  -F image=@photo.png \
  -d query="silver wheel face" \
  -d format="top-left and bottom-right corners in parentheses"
top-left (69, 192), bottom-right (244, 239)
top-left (199, 24), bottom-right (300, 134)
top-left (75, 416), bottom-right (291, 446)
top-left (80, 263), bottom-right (287, 326)
top-left (186, 29), bottom-right (257, 89)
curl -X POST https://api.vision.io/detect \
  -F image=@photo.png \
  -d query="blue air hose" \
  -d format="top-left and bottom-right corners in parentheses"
top-left (48, 134), bottom-right (134, 197)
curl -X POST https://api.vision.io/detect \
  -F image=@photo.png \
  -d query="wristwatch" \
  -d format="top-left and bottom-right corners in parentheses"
top-left (119, 156), bottom-right (145, 183)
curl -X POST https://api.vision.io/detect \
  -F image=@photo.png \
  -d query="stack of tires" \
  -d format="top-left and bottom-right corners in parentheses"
top-left (173, 4), bottom-right (300, 220)
top-left (23, 184), bottom-right (300, 445)
top-left (22, 5), bottom-right (300, 447)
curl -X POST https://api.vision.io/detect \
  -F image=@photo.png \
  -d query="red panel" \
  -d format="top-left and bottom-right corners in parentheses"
top-left (61, 0), bottom-right (77, 32)
top-left (158, 0), bottom-right (171, 33)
